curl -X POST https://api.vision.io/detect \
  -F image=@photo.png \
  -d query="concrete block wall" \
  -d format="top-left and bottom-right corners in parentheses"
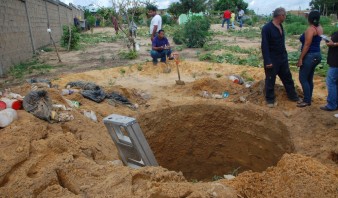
top-left (0, 0), bottom-right (33, 76)
top-left (0, 0), bottom-right (83, 77)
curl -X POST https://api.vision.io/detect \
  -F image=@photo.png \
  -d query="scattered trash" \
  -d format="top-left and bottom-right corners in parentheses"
top-left (23, 90), bottom-right (52, 121)
top-left (66, 81), bottom-right (106, 103)
top-left (65, 99), bottom-right (80, 108)
top-left (223, 92), bottom-right (230, 98)
top-left (61, 89), bottom-right (79, 96)
top-left (83, 110), bottom-right (97, 122)
top-left (212, 94), bottom-right (223, 99)
top-left (1, 98), bottom-right (22, 110)
top-left (52, 104), bottom-right (71, 111)
top-left (107, 99), bottom-right (116, 107)
top-left (244, 81), bottom-right (254, 88)
top-left (200, 91), bottom-right (211, 98)
top-left (0, 101), bottom-right (7, 110)
top-left (0, 108), bottom-right (18, 128)
top-left (26, 78), bottom-right (52, 88)
top-left (239, 96), bottom-right (246, 103)
top-left (228, 75), bottom-right (244, 85)
top-left (2, 89), bottom-right (24, 100)
top-left (334, 114), bottom-right (338, 118)
top-left (106, 92), bottom-right (133, 105)
top-left (51, 111), bottom-right (74, 122)
top-left (224, 174), bottom-right (236, 180)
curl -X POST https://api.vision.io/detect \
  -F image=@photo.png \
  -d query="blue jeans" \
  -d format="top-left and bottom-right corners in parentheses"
top-left (222, 18), bottom-right (230, 29)
top-left (325, 67), bottom-right (338, 109)
top-left (239, 17), bottom-right (243, 28)
top-left (150, 49), bottom-right (172, 63)
top-left (299, 52), bottom-right (321, 104)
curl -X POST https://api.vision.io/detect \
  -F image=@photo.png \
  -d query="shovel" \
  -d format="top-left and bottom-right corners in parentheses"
top-left (173, 53), bottom-right (185, 85)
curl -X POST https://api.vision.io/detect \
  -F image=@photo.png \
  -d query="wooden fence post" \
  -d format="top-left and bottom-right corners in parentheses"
top-left (24, 0), bottom-right (35, 53)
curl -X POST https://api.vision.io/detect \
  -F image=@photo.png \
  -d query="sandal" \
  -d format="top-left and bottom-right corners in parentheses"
top-left (297, 102), bottom-right (311, 107)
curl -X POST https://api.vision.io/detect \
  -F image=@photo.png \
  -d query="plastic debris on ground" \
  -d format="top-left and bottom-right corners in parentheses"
top-left (66, 81), bottom-right (106, 103)
top-left (64, 99), bottom-right (80, 108)
top-left (26, 78), bottom-right (52, 88)
top-left (51, 111), bottom-right (74, 122)
top-left (0, 108), bottom-right (18, 128)
top-left (23, 90), bottom-right (52, 122)
top-left (83, 110), bottom-right (98, 122)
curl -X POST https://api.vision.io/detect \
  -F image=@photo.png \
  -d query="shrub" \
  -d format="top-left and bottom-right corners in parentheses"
top-left (61, 25), bottom-right (80, 50)
top-left (323, 26), bottom-right (337, 36)
top-left (285, 22), bottom-right (307, 35)
top-left (173, 28), bottom-right (185, 45)
top-left (162, 15), bottom-right (175, 26)
top-left (183, 15), bottom-right (210, 48)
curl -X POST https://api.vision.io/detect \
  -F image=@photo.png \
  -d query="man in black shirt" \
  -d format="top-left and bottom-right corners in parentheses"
top-left (320, 31), bottom-right (338, 111)
top-left (261, 7), bottom-right (300, 108)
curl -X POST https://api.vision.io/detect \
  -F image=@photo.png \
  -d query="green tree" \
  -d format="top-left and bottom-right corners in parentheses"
top-left (310, 0), bottom-right (337, 16)
top-left (214, 0), bottom-right (248, 12)
top-left (180, 0), bottom-right (208, 13)
top-left (167, 0), bottom-right (207, 16)
top-left (168, 2), bottom-right (184, 19)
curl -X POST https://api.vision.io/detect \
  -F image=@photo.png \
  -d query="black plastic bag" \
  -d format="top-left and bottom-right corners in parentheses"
top-left (66, 81), bottom-right (106, 103)
top-left (23, 90), bottom-right (52, 121)
top-left (106, 92), bottom-right (132, 105)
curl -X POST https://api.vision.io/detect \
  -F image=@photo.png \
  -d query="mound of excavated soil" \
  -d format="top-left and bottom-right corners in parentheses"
top-left (224, 153), bottom-right (338, 198)
top-left (0, 61), bottom-right (337, 197)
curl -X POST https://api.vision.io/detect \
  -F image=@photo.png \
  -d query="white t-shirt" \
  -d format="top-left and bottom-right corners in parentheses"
top-left (150, 14), bottom-right (162, 34)
top-left (239, 9), bottom-right (244, 17)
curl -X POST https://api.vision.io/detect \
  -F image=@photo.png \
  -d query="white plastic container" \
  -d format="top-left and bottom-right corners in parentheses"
top-left (0, 109), bottom-right (18, 128)
top-left (1, 98), bottom-right (22, 110)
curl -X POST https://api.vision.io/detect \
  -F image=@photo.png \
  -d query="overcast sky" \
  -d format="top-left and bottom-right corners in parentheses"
top-left (60, 0), bottom-right (311, 15)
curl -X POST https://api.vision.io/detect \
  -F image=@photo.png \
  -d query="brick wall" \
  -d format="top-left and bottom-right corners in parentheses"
top-left (0, 0), bottom-right (83, 77)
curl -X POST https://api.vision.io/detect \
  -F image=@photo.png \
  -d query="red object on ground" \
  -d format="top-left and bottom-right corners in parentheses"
top-left (0, 101), bottom-right (6, 110)
top-left (11, 100), bottom-right (22, 110)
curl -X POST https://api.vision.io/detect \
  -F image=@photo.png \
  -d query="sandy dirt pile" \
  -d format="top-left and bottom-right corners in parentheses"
top-left (0, 61), bottom-right (337, 197)
top-left (224, 153), bottom-right (338, 198)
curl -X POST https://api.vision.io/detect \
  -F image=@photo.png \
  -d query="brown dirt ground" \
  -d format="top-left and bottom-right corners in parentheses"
top-left (0, 26), bottom-right (337, 197)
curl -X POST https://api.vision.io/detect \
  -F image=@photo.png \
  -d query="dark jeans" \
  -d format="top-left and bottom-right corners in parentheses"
top-left (238, 16), bottom-right (243, 28)
top-left (222, 18), bottom-right (230, 29)
top-left (299, 52), bottom-right (321, 104)
top-left (150, 49), bottom-right (172, 63)
top-left (264, 55), bottom-right (299, 103)
top-left (325, 66), bottom-right (338, 109)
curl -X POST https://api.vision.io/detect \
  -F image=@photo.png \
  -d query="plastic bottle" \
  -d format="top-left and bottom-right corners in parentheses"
top-left (0, 109), bottom-right (18, 128)
top-left (229, 75), bottom-right (240, 84)
top-left (1, 98), bottom-right (22, 110)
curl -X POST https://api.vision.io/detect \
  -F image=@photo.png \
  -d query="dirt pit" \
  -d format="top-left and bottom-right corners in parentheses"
top-left (140, 104), bottom-right (294, 181)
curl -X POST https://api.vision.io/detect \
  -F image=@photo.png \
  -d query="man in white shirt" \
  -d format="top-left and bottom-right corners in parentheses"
top-left (147, 4), bottom-right (162, 42)
top-left (238, 8), bottom-right (244, 28)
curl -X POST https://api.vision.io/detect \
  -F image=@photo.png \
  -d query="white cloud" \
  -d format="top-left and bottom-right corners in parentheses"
top-left (244, 0), bottom-right (311, 15)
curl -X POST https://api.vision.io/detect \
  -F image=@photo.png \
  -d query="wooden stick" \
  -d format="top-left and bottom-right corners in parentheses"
top-left (49, 31), bottom-right (62, 62)
top-left (67, 25), bottom-right (72, 51)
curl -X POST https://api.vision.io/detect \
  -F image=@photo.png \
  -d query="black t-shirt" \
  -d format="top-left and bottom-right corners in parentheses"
top-left (327, 31), bottom-right (338, 67)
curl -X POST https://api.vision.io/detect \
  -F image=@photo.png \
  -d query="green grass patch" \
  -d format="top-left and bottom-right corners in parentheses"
top-left (227, 28), bottom-right (260, 39)
top-left (9, 59), bottom-right (53, 79)
top-left (118, 50), bottom-right (138, 60)
top-left (80, 33), bottom-right (115, 45)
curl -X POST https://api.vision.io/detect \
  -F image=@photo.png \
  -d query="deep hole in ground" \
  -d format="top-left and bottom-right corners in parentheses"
top-left (139, 104), bottom-right (295, 181)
